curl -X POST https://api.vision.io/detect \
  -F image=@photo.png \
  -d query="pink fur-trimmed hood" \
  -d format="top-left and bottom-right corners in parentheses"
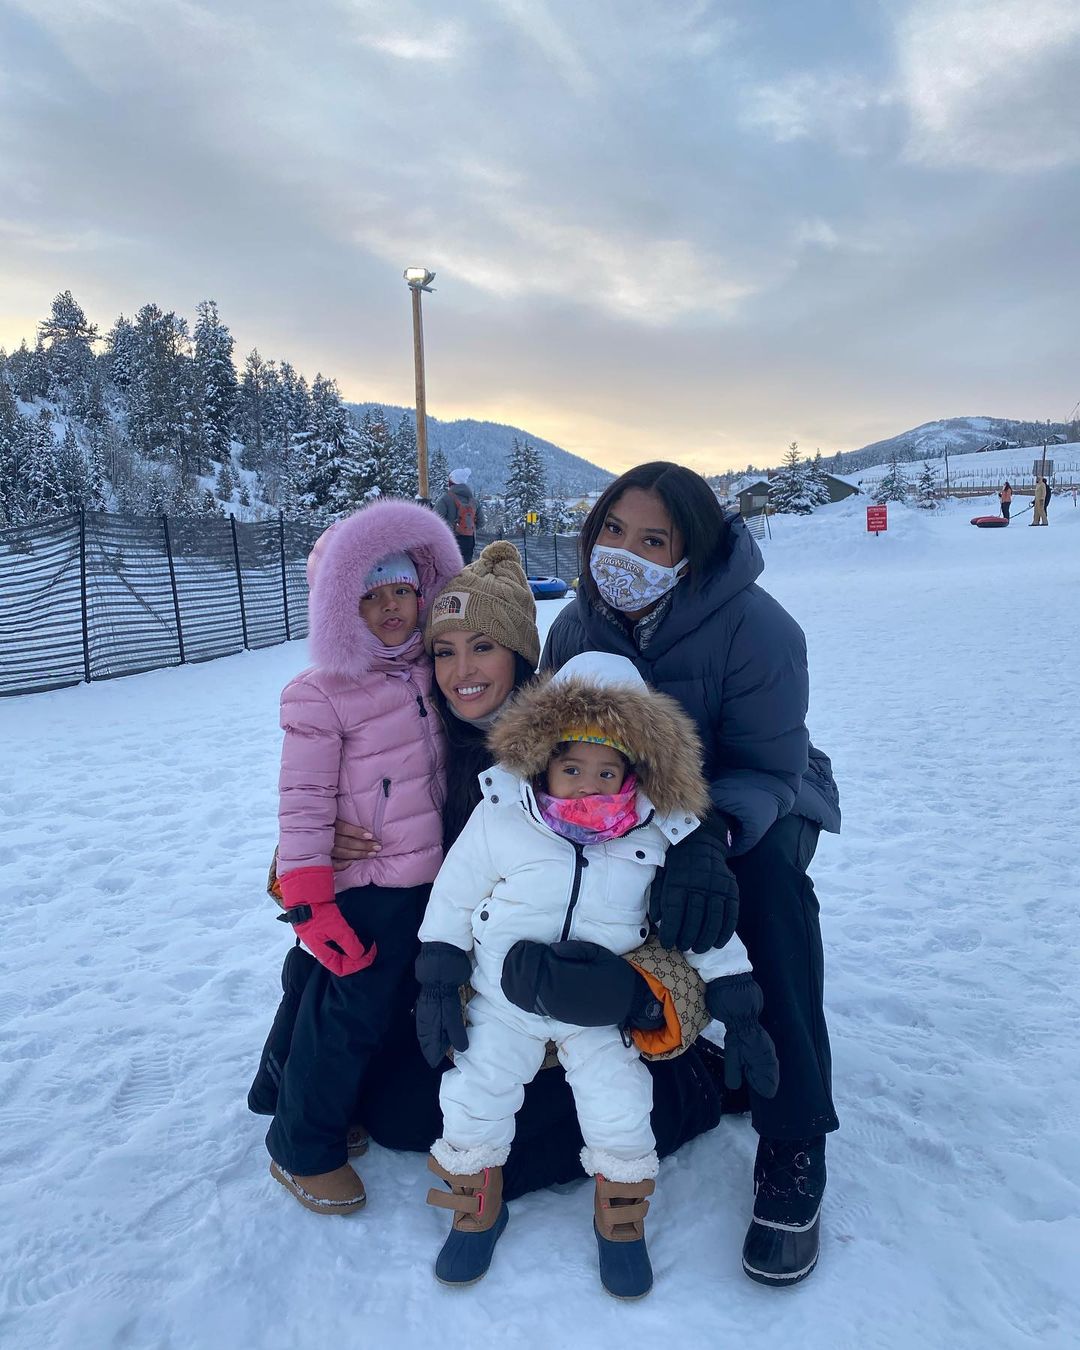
top-left (307, 499), bottom-right (462, 680)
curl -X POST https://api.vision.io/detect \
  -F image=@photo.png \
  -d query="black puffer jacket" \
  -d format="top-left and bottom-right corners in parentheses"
top-left (541, 518), bottom-right (840, 854)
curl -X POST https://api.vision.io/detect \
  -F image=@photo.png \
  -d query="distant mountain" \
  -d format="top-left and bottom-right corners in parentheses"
top-left (347, 403), bottom-right (613, 496)
top-left (820, 417), bottom-right (1073, 477)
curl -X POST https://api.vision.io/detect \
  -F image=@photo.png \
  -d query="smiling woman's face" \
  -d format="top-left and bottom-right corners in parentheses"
top-left (432, 629), bottom-right (517, 720)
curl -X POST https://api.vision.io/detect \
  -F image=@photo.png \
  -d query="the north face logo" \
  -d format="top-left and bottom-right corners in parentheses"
top-left (433, 591), bottom-right (470, 621)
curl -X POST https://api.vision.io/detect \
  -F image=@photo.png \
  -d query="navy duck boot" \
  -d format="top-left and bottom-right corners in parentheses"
top-left (593, 1174), bottom-right (656, 1299)
top-left (427, 1157), bottom-right (509, 1287)
top-left (742, 1135), bottom-right (826, 1286)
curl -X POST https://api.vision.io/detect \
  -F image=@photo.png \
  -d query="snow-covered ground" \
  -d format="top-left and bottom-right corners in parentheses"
top-left (2, 495), bottom-right (1078, 1349)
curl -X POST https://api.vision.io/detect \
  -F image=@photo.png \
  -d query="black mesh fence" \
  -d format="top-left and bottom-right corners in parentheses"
top-left (0, 511), bottom-right (323, 697)
top-left (1, 514), bottom-right (579, 698)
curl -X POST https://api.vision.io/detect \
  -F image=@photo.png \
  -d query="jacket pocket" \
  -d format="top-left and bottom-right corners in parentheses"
top-left (372, 778), bottom-right (391, 838)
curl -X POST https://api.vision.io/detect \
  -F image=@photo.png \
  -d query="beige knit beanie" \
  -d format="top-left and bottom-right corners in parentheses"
top-left (425, 540), bottom-right (541, 667)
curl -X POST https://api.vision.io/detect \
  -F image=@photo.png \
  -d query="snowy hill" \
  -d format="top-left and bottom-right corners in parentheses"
top-left (823, 416), bottom-right (1074, 477)
top-left (851, 441), bottom-right (1080, 491)
top-left (347, 402), bottom-right (613, 496)
top-left (3, 495), bottom-right (1078, 1348)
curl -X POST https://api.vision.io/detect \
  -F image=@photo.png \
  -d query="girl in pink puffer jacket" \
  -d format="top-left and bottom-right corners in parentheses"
top-left (264, 498), bottom-right (462, 1216)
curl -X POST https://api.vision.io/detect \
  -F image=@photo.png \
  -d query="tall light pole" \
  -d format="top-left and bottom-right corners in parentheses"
top-left (404, 267), bottom-right (435, 501)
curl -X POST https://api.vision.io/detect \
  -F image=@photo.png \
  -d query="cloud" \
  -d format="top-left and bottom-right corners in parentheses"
top-left (897, 0), bottom-right (1080, 170)
top-left (740, 71), bottom-right (898, 154)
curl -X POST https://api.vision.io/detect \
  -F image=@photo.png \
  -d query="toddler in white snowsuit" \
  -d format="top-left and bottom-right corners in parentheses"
top-left (416, 651), bottom-right (775, 1294)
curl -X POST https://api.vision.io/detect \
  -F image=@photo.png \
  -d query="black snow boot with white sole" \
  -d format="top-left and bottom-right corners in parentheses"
top-left (742, 1135), bottom-right (825, 1287)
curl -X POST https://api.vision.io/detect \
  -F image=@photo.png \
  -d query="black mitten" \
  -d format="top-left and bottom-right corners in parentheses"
top-left (705, 972), bottom-right (779, 1099)
top-left (501, 939), bottom-right (665, 1030)
top-left (415, 941), bottom-right (472, 1068)
top-left (649, 812), bottom-right (739, 952)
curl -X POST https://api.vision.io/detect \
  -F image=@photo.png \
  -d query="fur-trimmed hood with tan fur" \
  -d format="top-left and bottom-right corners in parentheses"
top-left (488, 652), bottom-right (711, 819)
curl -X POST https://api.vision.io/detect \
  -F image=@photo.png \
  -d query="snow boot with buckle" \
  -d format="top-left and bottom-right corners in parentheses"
top-left (346, 1124), bottom-right (370, 1158)
top-left (269, 1160), bottom-right (367, 1215)
top-left (742, 1135), bottom-right (825, 1286)
top-left (427, 1156), bottom-right (509, 1286)
top-left (593, 1174), bottom-right (656, 1299)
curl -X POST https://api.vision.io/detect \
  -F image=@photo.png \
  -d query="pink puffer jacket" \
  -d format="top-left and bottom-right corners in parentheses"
top-left (277, 499), bottom-right (463, 906)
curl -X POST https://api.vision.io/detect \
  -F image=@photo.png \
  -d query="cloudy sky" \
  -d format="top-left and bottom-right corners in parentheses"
top-left (0, 0), bottom-right (1077, 473)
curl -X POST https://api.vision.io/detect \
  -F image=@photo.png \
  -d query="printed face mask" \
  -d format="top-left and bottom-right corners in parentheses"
top-left (589, 544), bottom-right (688, 613)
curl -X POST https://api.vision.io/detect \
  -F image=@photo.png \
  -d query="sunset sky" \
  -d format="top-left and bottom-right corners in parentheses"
top-left (1, 0), bottom-right (1077, 473)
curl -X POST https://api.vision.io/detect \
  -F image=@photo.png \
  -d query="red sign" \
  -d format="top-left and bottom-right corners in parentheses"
top-left (866, 505), bottom-right (888, 533)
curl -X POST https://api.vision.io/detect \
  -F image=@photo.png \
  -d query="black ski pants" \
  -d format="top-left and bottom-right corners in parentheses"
top-left (456, 534), bottom-right (476, 565)
top-left (730, 813), bottom-right (839, 1140)
top-left (265, 883), bottom-right (429, 1176)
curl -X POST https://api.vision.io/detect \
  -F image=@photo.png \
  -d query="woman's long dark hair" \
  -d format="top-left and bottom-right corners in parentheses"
top-left (431, 652), bottom-right (537, 850)
top-left (577, 461), bottom-right (732, 606)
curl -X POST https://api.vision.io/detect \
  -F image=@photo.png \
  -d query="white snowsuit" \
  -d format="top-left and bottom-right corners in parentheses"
top-left (419, 765), bottom-right (751, 1183)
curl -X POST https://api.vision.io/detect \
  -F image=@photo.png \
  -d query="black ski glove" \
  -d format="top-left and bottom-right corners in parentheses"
top-left (705, 972), bottom-right (779, 1099)
top-left (649, 813), bottom-right (739, 953)
top-left (500, 939), bottom-right (666, 1031)
top-left (415, 941), bottom-right (472, 1068)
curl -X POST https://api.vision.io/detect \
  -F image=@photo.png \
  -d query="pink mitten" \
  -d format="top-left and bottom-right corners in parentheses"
top-left (278, 866), bottom-right (376, 977)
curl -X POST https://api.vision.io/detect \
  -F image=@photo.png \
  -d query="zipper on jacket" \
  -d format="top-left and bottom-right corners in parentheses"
top-left (416, 693), bottom-right (428, 717)
top-left (559, 843), bottom-right (587, 941)
top-left (372, 778), bottom-right (391, 837)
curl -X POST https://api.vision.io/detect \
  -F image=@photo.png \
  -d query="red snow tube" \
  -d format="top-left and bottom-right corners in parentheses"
top-left (970, 516), bottom-right (1009, 528)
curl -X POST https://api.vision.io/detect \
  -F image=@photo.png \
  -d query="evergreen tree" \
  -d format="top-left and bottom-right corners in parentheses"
top-left (429, 443), bottom-right (450, 497)
top-left (39, 291), bottom-right (99, 415)
top-left (105, 316), bottom-right (137, 392)
top-left (24, 409), bottom-right (64, 518)
top-left (126, 304), bottom-right (191, 472)
top-left (387, 413), bottom-right (419, 499)
top-left (875, 454), bottom-right (910, 504)
top-left (505, 438), bottom-right (547, 529)
top-left (360, 407), bottom-right (393, 497)
top-left (547, 483), bottom-right (574, 533)
top-left (215, 456), bottom-right (236, 503)
top-left (193, 300), bottom-right (238, 472)
top-left (236, 349), bottom-right (268, 468)
top-left (807, 451), bottom-right (832, 507)
top-left (914, 461), bottom-right (938, 509)
top-left (769, 442), bottom-right (815, 515)
top-left (200, 487), bottom-right (220, 516)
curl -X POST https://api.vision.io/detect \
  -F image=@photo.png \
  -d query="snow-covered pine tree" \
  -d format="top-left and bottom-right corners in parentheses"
top-left (386, 414), bottom-right (419, 499)
top-left (105, 316), bottom-right (137, 393)
top-left (200, 487), bottom-right (219, 516)
top-left (215, 456), bottom-right (236, 504)
top-left (361, 407), bottom-right (393, 498)
top-left (429, 443), bottom-right (450, 497)
top-left (505, 438), bottom-right (548, 530)
top-left (236, 349), bottom-right (268, 470)
top-left (39, 291), bottom-right (99, 416)
top-left (126, 304), bottom-right (191, 472)
top-left (193, 300), bottom-right (238, 474)
top-left (24, 409), bottom-right (64, 519)
top-left (769, 442), bottom-right (815, 515)
top-left (547, 483), bottom-right (574, 533)
top-left (914, 461), bottom-right (938, 509)
top-left (807, 451), bottom-right (832, 507)
top-left (875, 454), bottom-right (910, 504)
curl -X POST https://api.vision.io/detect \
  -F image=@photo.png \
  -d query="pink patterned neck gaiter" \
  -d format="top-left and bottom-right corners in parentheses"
top-left (535, 774), bottom-right (639, 845)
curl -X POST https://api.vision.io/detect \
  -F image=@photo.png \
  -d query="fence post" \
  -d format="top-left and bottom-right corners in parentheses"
top-left (278, 511), bottom-right (291, 641)
top-left (553, 533), bottom-right (559, 577)
top-left (229, 513), bottom-right (250, 650)
top-left (78, 509), bottom-right (92, 683)
top-left (161, 514), bottom-right (186, 664)
top-left (521, 530), bottom-right (529, 574)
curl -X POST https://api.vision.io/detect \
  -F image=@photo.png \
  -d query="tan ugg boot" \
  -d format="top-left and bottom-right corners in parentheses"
top-left (593, 1174), bottom-right (656, 1298)
top-left (346, 1124), bottom-right (370, 1158)
top-left (427, 1156), bottom-right (509, 1285)
top-left (270, 1160), bottom-right (366, 1215)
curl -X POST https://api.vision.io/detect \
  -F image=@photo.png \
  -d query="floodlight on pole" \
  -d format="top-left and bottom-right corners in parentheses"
top-left (404, 267), bottom-right (436, 499)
